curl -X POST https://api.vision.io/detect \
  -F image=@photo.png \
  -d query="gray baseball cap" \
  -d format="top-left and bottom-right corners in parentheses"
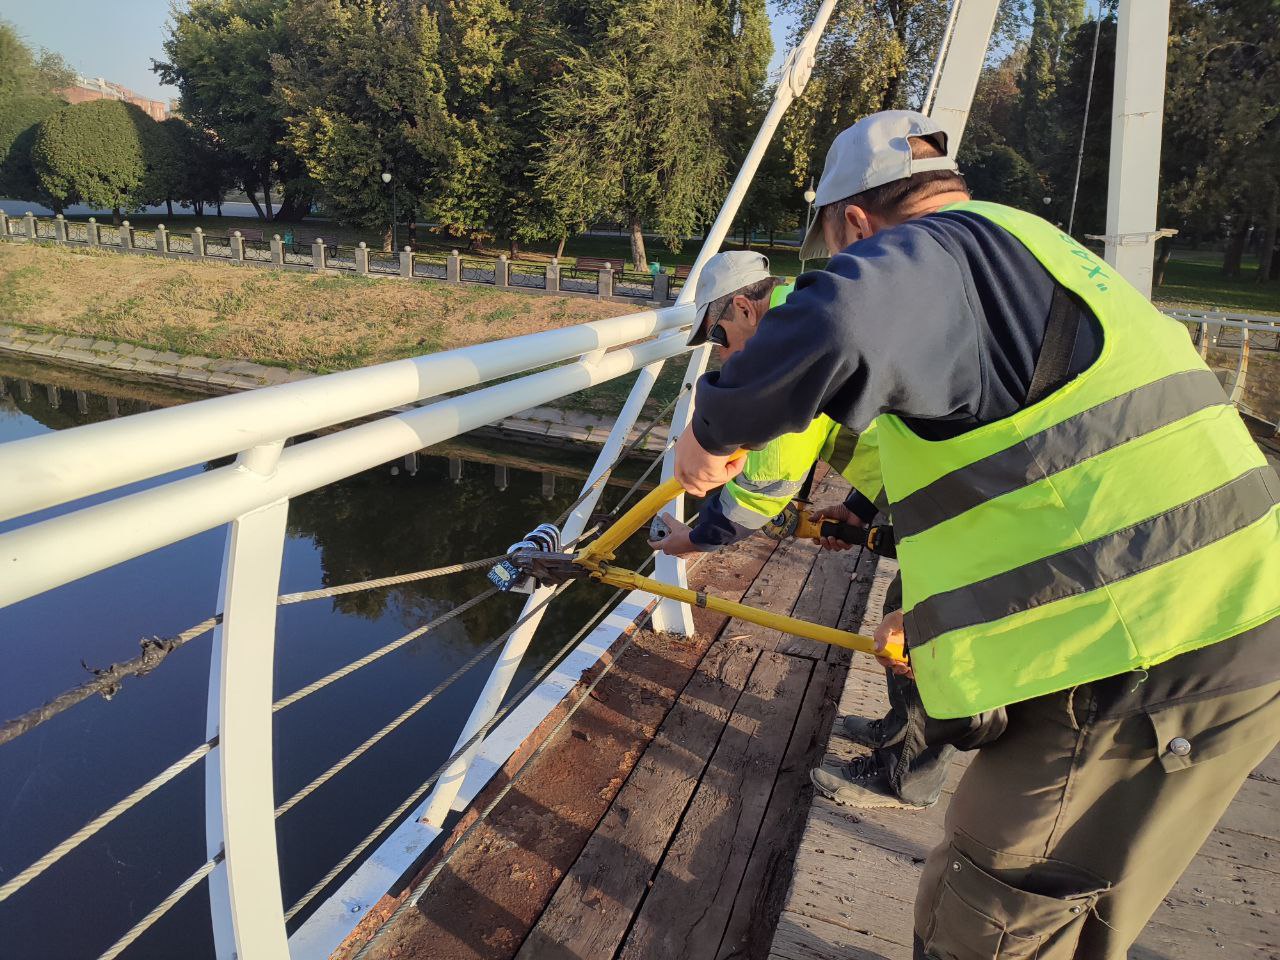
top-left (687, 250), bottom-right (773, 346)
top-left (799, 110), bottom-right (957, 261)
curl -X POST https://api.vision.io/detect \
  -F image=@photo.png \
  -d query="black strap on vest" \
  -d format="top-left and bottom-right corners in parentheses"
top-left (1025, 285), bottom-right (1085, 406)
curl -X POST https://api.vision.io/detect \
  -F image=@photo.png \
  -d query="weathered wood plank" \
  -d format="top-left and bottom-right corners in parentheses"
top-left (715, 658), bottom-right (849, 960)
top-left (617, 652), bottom-right (813, 959)
top-left (770, 909), bottom-right (910, 960)
top-left (515, 639), bottom-right (760, 960)
top-left (774, 542), bottom-right (858, 660)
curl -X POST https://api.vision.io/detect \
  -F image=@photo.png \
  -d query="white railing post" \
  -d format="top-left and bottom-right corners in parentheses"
top-left (420, 351), bottom-right (671, 826)
top-left (643, 0), bottom-right (843, 633)
top-left (925, 0), bottom-right (1001, 152)
top-left (87, 217), bottom-right (99, 246)
top-left (1104, 0), bottom-right (1171, 297)
top-left (205, 440), bottom-right (290, 960)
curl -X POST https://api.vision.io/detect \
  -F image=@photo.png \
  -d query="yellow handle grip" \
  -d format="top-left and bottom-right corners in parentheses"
top-left (576, 448), bottom-right (749, 564)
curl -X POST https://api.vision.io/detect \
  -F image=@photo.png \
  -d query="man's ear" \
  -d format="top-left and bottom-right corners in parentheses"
top-left (844, 203), bottom-right (874, 242)
top-left (734, 293), bottom-right (760, 327)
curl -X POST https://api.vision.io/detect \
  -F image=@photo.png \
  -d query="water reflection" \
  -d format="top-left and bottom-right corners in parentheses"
top-left (0, 359), bottom-right (659, 959)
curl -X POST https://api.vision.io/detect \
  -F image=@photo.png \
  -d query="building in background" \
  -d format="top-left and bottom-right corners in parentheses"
top-left (60, 75), bottom-right (171, 121)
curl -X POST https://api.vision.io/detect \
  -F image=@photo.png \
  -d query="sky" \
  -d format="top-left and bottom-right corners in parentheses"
top-left (1, 1), bottom-right (800, 105)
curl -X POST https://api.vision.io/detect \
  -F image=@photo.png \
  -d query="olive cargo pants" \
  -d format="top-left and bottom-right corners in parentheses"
top-left (913, 675), bottom-right (1280, 959)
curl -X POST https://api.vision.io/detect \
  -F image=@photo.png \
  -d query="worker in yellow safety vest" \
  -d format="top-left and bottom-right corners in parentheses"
top-left (652, 250), bottom-right (1002, 811)
top-left (644, 251), bottom-right (880, 557)
top-left (673, 110), bottom-right (1279, 957)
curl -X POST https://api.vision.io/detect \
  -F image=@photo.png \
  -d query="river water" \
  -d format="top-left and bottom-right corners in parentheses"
top-left (0, 358), bottom-right (658, 959)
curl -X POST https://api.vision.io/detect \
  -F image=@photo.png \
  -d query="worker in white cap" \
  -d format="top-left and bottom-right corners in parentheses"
top-left (673, 110), bottom-right (1279, 958)
top-left (648, 250), bottom-right (870, 557)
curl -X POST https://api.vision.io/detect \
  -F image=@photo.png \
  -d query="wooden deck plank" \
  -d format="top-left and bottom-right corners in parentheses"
top-left (515, 638), bottom-right (761, 960)
top-left (616, 652), bottom-right (813, 959)
top-left (713, 658), bottom-right (849, 960)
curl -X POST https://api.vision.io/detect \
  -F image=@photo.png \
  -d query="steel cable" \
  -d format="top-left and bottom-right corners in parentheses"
top-left (0, 739), bottom-right (216, 903)
top-left (1, 557), bottom-right (503, 748)
top-left (275, 581), bottom-right (575, 823)
top-left (282, 581), bottom-right (579, 921)
top-left (95, 854), bottom-right (223, 960)
top-left (272, 588), bottom-right (499, 713)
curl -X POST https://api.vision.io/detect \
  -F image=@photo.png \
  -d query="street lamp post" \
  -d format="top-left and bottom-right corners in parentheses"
top-left (801, 179), bottom-right (817, 273)
top-left (381, 171), bottom-right (396, 251)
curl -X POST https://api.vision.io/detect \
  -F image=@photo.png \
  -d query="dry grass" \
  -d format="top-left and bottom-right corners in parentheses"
top-left (0, 243), bottom-right (632, 372)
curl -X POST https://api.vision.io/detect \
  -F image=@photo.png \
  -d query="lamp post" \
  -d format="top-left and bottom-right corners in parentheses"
top-left (381, 171), bottom-right (396, 251)
top-left (801, 179), bottom-right (817, 273)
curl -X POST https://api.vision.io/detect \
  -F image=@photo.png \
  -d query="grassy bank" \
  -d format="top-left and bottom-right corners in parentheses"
top-left (0, 242), bottom-right (630, 373)
top-left (1155, 252), bottom-right (1280, 313)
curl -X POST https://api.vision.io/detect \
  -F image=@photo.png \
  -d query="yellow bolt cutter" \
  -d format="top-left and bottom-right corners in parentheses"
top-left (490, 461), bottom-right (906, 665)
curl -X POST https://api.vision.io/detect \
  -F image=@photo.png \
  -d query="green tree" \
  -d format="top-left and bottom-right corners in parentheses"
top-left (273, 0), bottom-right (455, 248)
top-left (31, 100), bottom-right (156, 220)
top-left (1017, 0), bottom-right (1084, 167)
top-left (734, 119), bottom-right (802, 249)
top-left (0, 20), bottom-right (71, 202)
top-left (535, 0), bottom-right (733, 269)
top-left (155, 0), bottom-right (311, 220)
top-left (144, 117), bottom-right (188, 215)
top-left (1161, 0), bottom-right (1280, 280)
top-left (778, 0), bottom-right (1024, 188)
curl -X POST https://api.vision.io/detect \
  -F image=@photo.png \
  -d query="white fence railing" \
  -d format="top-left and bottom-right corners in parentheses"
top-left (0, 306), bottom-right (695, 960)
top-left (1169, 310), bottom-right (1280, 432)
top-left (0, 5), bottom-right (851, 955)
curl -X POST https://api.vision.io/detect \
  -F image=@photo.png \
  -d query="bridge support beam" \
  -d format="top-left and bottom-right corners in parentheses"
top-left (1104, 0), bottom-right (1171, 297)
top-left (205, 441), bottom-right (290, 960)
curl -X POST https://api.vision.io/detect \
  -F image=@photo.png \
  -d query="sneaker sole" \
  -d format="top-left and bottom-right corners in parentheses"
top-left (811, 780), bottom-right (933, 810)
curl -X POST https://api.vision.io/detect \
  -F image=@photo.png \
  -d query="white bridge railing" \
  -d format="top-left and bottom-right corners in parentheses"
top-left (0, 5), bottom-right (852, 956)
top-left (0, 301), bottom-right (701, 959)
top-left (1168, 310), bottom-right (1280, 434)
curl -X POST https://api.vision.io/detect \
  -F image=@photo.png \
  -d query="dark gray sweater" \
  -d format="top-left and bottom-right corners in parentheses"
top-left (691, 210), bottom-right (1097, 451)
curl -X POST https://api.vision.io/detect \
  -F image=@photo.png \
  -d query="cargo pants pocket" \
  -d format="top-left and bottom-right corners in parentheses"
top-left (921, 846), bottom-right (1101, 959)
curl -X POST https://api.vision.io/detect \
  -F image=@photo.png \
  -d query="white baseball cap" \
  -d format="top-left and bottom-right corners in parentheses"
top-left (799, 110), bottom-right (957, 261)
top-left (687, 250), bottom-right (773, 346)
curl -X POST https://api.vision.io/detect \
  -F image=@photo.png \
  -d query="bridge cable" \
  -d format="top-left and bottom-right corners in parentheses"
top-left (283, 531), bottom-right (687, 923)
top-left (0, 738), bottom-right (217, 903)
top-left (282, 577), bottom-right (584, 921)
top-left (94, 853), bottom-right (223, 960)
top-left (0, 555), bottom-right (504, 748)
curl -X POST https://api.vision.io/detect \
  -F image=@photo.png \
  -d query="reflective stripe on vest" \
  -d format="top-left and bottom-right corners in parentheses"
top-left (877, 201), bottom-right (1279, 718)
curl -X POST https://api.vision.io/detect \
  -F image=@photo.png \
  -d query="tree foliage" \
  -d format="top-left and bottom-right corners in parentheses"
top-left (274, 0), bottom-right (455, 242)
top-left (535, 0), bottom-right (740, 268)
top-left (31, 100), bottom-right (157, 213)
top-left (0, 20), bottom-right (71, 201)
top-left (155, 0), bottom-right (311, 219)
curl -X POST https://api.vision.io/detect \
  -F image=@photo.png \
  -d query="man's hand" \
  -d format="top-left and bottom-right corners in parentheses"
top-left (647, 512), bottom-right (702, 558)
top-left (809, 502), bottom-right (866, 551)
top-left (874, 608), bottom-right (913, 677)
top-left (674, 430), bottom-right (745, 496)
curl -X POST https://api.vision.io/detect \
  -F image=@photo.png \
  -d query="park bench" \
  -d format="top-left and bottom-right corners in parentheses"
top-left (238, 228), bottom-right (264, 242)
top-left (575, 256), bottom-right (626, 272)
top-left (672, 264), bottom-right (691, 280)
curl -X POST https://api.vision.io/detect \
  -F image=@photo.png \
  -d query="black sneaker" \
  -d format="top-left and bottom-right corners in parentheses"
top-left (810, 755), bottom-right (931, 809)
